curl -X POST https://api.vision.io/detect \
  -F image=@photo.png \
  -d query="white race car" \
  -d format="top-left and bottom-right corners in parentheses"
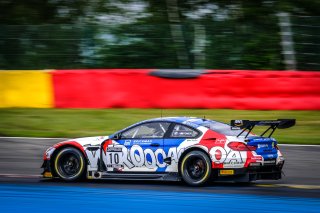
top-left (42, 117), bottom-right (294, 186)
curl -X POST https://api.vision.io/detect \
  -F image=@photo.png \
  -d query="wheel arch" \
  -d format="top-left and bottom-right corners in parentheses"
top-left (178, 147), bottom-right (212, 176)
top-left (50, 144), bottom-right (88, 177)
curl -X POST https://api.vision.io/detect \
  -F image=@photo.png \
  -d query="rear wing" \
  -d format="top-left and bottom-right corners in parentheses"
top-left (231, 119), bottom-right (295, 138)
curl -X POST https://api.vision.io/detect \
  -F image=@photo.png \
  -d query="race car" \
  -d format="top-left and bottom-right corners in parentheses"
top-left (42, 117), bottom-right (295, 186)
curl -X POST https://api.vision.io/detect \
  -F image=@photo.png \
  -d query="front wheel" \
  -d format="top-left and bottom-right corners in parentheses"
top-left (180, 150), bottom-right (212, 186)
top-left (53, 147), bottom-right (86, 181)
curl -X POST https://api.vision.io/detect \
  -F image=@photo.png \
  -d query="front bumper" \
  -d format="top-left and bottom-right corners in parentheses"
top-left (41, 160), bottom-right (53, 178)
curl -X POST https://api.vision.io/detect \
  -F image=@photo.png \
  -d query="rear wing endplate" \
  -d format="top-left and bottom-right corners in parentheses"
top-left (231, 119), bottom-right (295, 138)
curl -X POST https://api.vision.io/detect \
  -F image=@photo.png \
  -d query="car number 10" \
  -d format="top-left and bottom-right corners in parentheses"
top-left (109, 152), bottom-right (120, 164)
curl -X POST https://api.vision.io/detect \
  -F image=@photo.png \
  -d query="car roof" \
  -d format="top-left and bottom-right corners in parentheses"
top-left (144, 117), bottom-right (249, 137)
top-left (143, 117), bottom-right (210, 128)
top-left (112, 117), bottom-right (257, 138)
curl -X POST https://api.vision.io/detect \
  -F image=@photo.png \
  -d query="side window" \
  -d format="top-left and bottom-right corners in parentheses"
top-left (121, 122), bottom-right (170, 139)
top-left (171, 124), bottom-right (198, 138)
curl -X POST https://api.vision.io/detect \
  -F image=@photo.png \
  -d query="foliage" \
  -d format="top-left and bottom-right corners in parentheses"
top-left (0, 0), bottom-right (319, 70)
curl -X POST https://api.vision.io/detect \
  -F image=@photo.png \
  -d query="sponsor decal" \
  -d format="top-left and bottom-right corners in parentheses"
top-left (267, 154), bottom-right (276, 158)
top-left (257, 144), bottom-right (269, 148)
top-left (107, 147), bottom-right (122, 152)
top-left (124, 140), bottom-right (131, 146)
top-left (132, 140), bottom-right (152, 145)
top-left (251, 156), bottom-right (263, 162)
top-left (172, 131), bottom-right (194, 137)
top-left (209, 147), bottom-right (244, 165)
top-left (107, 164), bottom-right (124, 169)
top-left (85, 145), bottom-right (184, 170)
top-left (234, 120), bottom-right (243, 127)
top-left (252, 138), bottom-right (274, 142)
top-left (231, 120), bottom-right (244, 130)
top-left (186, 139), bottom-right (198, 142)
top-left (215, 139), bottom-right (226, 144)
top-left (219, 170), bottom-right (234, 175)
top-left (89, 150), bottom-right (98, 158)
top-left (85, 144), bottom-right (251, 171)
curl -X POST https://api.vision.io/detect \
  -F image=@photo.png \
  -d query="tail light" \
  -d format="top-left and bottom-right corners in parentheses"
top-left (228, 142), bottom-right (257, 151)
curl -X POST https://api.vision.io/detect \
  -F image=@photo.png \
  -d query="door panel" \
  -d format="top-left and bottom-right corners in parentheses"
top-left (108, 122), bottom-right (171, 172)
top-left (163, 124), bottom-right (201, 172)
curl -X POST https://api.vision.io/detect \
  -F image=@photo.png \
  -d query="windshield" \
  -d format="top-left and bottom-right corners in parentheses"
top-left (201, 120), bottom-right (254, 137)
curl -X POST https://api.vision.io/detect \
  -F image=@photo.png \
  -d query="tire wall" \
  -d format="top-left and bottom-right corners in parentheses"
top-left (0, 69), bottom-right (319, 110)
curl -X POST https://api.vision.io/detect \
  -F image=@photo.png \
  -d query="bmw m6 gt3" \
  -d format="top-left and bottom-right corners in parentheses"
top-left (42, 117), bottom-right (295, 186)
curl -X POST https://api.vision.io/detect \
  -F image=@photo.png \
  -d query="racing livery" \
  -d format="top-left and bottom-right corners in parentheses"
top-left (42, 117), bottom-right (295, 186)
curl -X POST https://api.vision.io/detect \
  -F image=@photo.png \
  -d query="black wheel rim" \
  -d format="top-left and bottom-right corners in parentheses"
top-left (58, 152), bottom-right (81, 177)
top-left (185, 156), bottom-right (207, 181)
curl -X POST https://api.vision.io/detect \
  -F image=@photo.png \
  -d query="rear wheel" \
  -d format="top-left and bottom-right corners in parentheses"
top-left (53, 147), bottom-right (86, 181)
top-left (180, 150), bottom-right (212, 186)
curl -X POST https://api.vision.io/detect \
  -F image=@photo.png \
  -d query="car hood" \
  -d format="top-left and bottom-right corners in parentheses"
top-left (54, 136), bottom-right (109, 148)
top-left (44, 136), bottom-right (109, 161)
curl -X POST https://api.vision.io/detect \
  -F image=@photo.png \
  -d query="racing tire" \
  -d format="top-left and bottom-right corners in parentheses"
top-left (53, 147), bottom-right (86, 181)
top-left (180, 150), bottom-right (212, 186)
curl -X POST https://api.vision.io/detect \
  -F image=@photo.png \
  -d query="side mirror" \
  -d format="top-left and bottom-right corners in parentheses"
top-left (112, 133), bottom-right (121, 140)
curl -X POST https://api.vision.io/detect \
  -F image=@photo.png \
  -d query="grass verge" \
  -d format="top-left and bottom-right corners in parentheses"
top-left (0, 108), bottom-right (319, 144)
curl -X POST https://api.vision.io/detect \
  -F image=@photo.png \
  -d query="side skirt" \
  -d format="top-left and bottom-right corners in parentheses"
top-left (87, 171), bottom-right (181, 181)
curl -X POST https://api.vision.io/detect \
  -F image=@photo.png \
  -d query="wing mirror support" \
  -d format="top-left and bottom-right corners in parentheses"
top-left (112, 133), bottom-right (121, 140)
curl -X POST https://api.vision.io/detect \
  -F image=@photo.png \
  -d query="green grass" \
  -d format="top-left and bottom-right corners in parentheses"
top-left (0, 108), bottom-right (319, 144)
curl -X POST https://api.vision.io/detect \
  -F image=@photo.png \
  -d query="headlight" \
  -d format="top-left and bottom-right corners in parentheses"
top-left (44, 147), bottom-right (56, 160)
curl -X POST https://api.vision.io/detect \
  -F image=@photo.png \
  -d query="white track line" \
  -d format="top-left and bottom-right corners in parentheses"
top-left (0, 173), bottom-right (41, 178)
top-left (278, 144), bottom-right (320, 147)
top-left (0, 136), bottom-right (68, 140)
top-left (256, 184), bottom-right (320, 190)
top-left (1, 173), bottom-right (319, 190)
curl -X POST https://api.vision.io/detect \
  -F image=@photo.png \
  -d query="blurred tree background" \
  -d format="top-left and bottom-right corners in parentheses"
top-left (0, 0), bottom-right (319, 70)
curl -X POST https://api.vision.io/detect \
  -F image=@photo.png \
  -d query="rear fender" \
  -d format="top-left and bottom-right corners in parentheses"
top-left (178, 146), bottom-right (211, 175)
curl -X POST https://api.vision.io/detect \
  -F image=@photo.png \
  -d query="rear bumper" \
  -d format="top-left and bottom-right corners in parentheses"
top-left (215, 163), bottom-right (284, 182)
top-left (247, 165), bottom-right (283, 181)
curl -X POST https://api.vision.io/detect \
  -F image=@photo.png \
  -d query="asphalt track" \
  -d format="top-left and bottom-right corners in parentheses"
top-left (0, 137), bottom-right (319, 212)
